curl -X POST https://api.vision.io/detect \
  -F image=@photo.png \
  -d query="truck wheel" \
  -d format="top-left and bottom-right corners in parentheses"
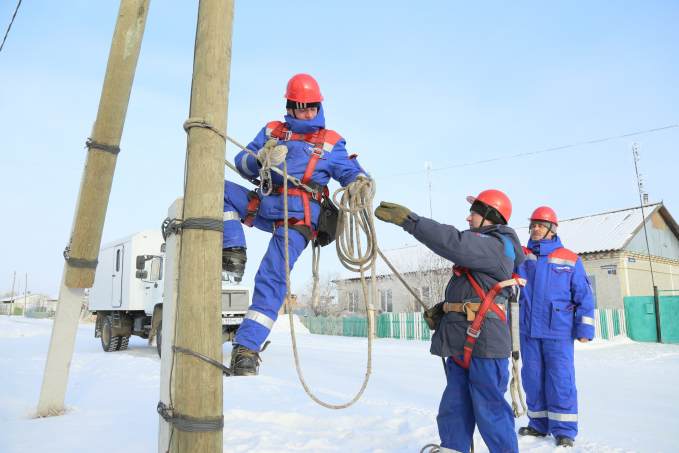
top-left (101, 316), bottom-right (121, 352)
top-left (156, 321), bottom-right (162, 357)
top-left (119, 336), bottom-right (130, 351)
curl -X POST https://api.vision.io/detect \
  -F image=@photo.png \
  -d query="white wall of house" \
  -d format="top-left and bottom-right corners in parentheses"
top-left (626, 211), bottom-right (679, 260)
top-left (337, 271), bottom-right (447, 314)
top-left (582, 252), bottom-right (679, 308)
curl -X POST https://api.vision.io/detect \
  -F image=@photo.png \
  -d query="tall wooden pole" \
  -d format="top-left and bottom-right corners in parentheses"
top-left (9, 271), bottom-right (16, 316)
top-left (23, 273), bottom-right (28, 315)
top-left (169, 1), bottom-right (233, 451)
top-left (36, 0), bottom-right (150, 417)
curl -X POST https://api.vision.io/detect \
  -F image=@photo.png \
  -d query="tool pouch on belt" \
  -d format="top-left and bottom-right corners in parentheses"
top-left (423, 302), bottom-right (445, 330)
top-left (314, 195), bottom-right (339, 247)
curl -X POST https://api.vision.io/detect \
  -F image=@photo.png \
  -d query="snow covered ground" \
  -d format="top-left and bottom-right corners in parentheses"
top-left (1, 316), bottom-right (678, 453)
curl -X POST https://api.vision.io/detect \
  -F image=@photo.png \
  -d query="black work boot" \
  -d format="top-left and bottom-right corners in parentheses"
top-left (222, 247), bottom-right (247, 282)
top-left (555, 436), bottom-right (574, 447)
top-left (230, 344), bottom-right (260, 376)
top-left (518, 426), bottom-right (547, 438)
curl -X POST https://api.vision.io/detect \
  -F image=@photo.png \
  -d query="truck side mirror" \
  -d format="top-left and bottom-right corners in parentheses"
top-left (136, 255), bottom-right (146, 270)
top-left (136, 270), bottom-right (148, 279)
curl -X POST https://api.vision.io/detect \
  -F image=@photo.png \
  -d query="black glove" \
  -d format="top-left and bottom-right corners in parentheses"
top-left (423, 302), bottom-right (445, 331)
top-left (374, 201), bottom-right (411, 227)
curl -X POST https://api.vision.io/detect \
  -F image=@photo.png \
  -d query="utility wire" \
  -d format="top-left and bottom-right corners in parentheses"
top-left (388, 123), bottom-right (679, 177)
top-left (0, 0), bottom-right (22, 54)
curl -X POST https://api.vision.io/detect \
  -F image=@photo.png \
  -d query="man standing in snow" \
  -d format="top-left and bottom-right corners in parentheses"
top-left (517, 206), bottom-right (595, 447)
top-left (222, 73), bottom-right (369, 376)
top-left (375, 189), bottom-right (524, 453)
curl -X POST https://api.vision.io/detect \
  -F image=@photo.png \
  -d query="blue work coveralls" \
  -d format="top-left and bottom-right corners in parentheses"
top-left (223, 105), bottom-right (367, 352)
top-left (517, 236), bottom-right (595, 440)
top-left (401, 213), bottom-right (525, 453)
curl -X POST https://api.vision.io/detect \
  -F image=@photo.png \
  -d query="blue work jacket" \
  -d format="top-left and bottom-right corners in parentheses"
top-left (233, 105), bottom-right (367, 223)
top-left (402, 214), bottom-right (525, 358)
top-left (517, 236), bottom-right (595, 340)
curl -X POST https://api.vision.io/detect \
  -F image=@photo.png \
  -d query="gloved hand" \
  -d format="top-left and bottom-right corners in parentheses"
top-left (374, 201), bottom-right (411, 226)
top-left (423, 302), bottom-right (444, 330)
top-left (257, 138), bottom-right (288, 167)
top-left (346, 174), bottom-right (372, 196)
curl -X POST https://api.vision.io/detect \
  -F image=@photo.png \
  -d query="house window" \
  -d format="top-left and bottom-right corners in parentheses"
top-left (413, 287), bottom-right (431, 312)
top-left (588, 274), bottom-right (598, 307)
top-left (348, 290), bottom-right (359, 312)
top-left (600, 264), bottom-right (617, 275)
top-left (380, 289), bottom-right (393, 312)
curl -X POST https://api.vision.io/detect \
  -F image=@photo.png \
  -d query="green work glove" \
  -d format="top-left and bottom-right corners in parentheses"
top-left (423, 302), bottom-right (444, 330)
top-left (374, 201), bottom-right (411, 227)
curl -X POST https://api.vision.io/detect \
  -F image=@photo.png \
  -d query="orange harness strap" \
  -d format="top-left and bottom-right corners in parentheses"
top-left (451, 266), bottom-right (524, 369)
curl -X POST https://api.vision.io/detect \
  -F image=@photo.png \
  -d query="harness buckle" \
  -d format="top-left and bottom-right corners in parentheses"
top-left (466, 326), bottom-right (481, 338)
top-left (283, 129), bottom-right (292, 141)
top-left (311, 146), bottom-right (324, 157)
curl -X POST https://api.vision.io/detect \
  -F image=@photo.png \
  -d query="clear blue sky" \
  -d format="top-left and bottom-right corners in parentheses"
top-left (1, 1), bottom-right (678, 297)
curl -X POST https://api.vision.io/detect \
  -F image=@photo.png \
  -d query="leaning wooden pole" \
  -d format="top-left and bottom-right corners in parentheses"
top-left (168, 1), bottom-right (233, 452)
top-left (36, 0), bottom-right (150, 417)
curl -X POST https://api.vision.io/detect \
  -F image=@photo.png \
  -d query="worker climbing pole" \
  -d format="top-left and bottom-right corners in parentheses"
top-left (220, 73), bottom-right (375, 382)
top-left (36, 0), bottom-right (150, 418)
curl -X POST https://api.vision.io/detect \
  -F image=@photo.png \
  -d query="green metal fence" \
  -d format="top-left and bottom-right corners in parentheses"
top-left (624, 296), bottom-right (679, 344)
top-left (302, 308), bottom-right (626, 342)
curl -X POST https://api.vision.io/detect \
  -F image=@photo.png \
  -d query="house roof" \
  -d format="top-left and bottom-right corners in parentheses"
top-left (516, 202), bottom-right (679, 254)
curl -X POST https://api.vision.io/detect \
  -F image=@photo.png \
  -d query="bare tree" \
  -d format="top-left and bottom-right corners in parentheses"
top-left (405, 250), bottom-right (451, 312)
top-left (299, 272), bottom-right (342, 317)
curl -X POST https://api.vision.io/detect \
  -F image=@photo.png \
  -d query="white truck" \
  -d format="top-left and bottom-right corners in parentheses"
top-left (88, 229), bottom-right (250, 354)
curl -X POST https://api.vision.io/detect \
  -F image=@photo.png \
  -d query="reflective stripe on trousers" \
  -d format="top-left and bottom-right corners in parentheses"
top-left (244, 309), bottom-right (275, 329)
top-left (527, 410), bottom-right (578, 422)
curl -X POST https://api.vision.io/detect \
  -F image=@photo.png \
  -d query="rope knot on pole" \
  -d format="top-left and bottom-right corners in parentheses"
top-left (183, 117), bottom-right (226, 141)
top-left (85, 137), bottom-right (120, 155)
top-left (157, 401), bottom-right (224, 432)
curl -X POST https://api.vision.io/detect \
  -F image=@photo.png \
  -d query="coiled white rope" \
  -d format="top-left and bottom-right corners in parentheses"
top-left (282, 163), bottom-right (377, 409)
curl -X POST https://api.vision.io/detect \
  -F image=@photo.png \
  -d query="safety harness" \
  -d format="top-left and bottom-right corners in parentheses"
top-left (242, 121), bottom-right (341, 240)
top-left (451, 265), bottom-right (525, 370)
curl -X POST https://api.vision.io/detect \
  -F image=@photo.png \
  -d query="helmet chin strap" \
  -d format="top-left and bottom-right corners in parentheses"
top-left (478, 207), bottom-right (490, 230)
top-left (540, 222), bottom-right (554, 240)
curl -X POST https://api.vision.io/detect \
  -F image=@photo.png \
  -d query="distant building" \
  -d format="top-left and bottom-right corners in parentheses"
top-left (334, 202), bottom-right (679, 312)
top-left (0, 293), bottom-right (56, 315)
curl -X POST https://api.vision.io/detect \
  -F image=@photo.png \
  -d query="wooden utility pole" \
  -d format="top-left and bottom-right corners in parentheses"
top-left (9, 271), bottom-right (16, 316)
top-left (36, 0), bottom-right (150, 417)
top-left (168, 1), bottom-right (233, 452)
top-left (23, 273), bottom-right (28, 315)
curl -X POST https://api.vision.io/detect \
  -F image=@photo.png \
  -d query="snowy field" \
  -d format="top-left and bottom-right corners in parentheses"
top-left (1, 316), bottom-right (678, 453)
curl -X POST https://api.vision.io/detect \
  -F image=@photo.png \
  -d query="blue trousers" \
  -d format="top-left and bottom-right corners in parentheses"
top-left (223, 181), bottom-right (308, 351)
top-left (437, 357), bottom-right (518, 453)
top-left (520, 335), bottom-right (578, 439)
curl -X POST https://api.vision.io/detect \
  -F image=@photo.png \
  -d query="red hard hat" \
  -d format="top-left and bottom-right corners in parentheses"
top-left (466, 189), bottom-right (512, 224)
top-left (530, 206), bottom-right (558, 226)
top-left (285, 73), bottom-right (324, 103)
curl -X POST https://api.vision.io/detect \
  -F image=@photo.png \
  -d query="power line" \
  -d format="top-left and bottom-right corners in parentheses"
top-left (0, 0), bottom-right (23, 54)
top-left (388, 123), bottom-right (679, 177)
